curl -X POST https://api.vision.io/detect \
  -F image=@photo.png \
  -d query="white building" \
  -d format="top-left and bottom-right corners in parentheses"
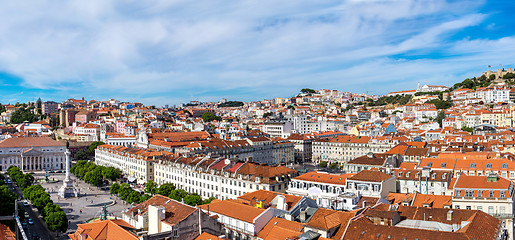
top-left (95, 144), bottom-right (157, 184)
top-left (262, 121), bottom-right (294, 138)
top-left (452, 173), bottom-right (515, 239)
top-left (287, 171), bottom-right (355, 210)
top-left (345, 170), bottom-right (396, 198)
top-left (0, 137), bottom-right (66, 171)
top-left (393, 168), bottom-right (453, 195)
top-left (153, 155), bottom-right (298, 200)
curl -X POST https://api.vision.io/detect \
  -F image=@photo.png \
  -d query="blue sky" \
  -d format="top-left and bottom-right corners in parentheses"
top-left (1, 0), bottom-right (515, 106)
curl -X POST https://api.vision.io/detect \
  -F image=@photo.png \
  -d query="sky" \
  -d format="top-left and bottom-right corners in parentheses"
top-left (1, 0), bottom-right (515, 106)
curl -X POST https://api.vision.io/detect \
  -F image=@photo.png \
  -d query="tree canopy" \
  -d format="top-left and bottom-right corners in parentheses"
top-left (218, 101), bottom-right (244, 108)
top-left (300, 88), bottom-right (317, 94)
top-left (10, 106), bottom-right (39, 124)
top-left (202, 112), bottom-right (222, 122)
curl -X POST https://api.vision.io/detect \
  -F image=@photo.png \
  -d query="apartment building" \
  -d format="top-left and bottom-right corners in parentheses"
top-left (345, 170), bottom-right (396, 198)
top-left (153, 155), bottom-right (298, 200)
top-left (312, 135), bottom-right (398, 164)
top-left (393, 167), bottom-right (453, 195)
top-left (261, 121), bottom-right (294, 138)
top-left (343, 204), bottom-right (503, 240)
top-left (177, 137), bottom-right (294, 165)
top-left (95, 144), bottom-right (167, 184)
top-left (452, 173), bottom-right (514, 239)
top-left (42, 101), bottom-right (59, 115)
top-left (287, 171), bottom-right (354, 210)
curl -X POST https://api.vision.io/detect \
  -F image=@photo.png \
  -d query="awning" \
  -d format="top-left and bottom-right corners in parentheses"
top-left (127, 177), bottom-right (137, 182)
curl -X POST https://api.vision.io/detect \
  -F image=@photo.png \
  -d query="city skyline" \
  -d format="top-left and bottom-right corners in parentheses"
top-left (0, 0), bottom-right (515, 105)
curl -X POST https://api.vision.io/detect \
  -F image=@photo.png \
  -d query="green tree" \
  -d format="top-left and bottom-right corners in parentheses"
top-left (145, 180), bottom-right (158, 195)
top-left (157, 183), bottom-right (176, 197)
top-left (319, 161), bottom-right (328, 168)
top-left (139, 194), bottom-right (152, 203)
top-left (10, 106), bottom-right (39, 124)
top-left (126, 191), bottom-right (141, 204)
top-left (263, 112), bottom-right (273, 118)
top-left (202, 197), bottom-right (216, 205)
top-left (218, 101), bottom-right (244, 108)
top-left (102, 167), bottom-right (121, 181)
top-left (74, 149), bottom-right (88, 160)
top-left (435, 111), bottom-right (446, 127)
top-left (110, 183), bottom-right (121, 195)
top-left (461, 126), bottom-right (473, 133)
top-left (300, 88), bottom-right (317, 94)
top-left (329, 162), bottom-right (339, 169)
top-left (36, 98), bottom-right (42, 115)
top-left (201, 112), bottom-right (222, 122)
top-left (0, 185), bottom-right (16, 216)
top-left (169, 189), bottom-right (187, 202)
top-left (45, 211), bottom-right (68, 232)
top-left (118, 184), bottom-right (132, 200)
top-left (184, 194), bottom-right (203, 206)
top-left (0, 103), bottom-right (5, 114)
top-left (88, 141), bottom-right (105, 154)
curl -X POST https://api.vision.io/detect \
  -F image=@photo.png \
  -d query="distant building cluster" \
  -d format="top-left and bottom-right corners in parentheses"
top-left (4, 74), bottom-right (515, 239)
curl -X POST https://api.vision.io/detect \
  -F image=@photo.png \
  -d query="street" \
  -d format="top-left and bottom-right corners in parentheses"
top-left (5, 172), bottom-right (131, 240)
top-left (6, 177), bottom-right (53, 240)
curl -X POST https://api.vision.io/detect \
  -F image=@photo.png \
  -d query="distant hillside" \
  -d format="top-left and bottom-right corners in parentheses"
top-left (451, 68), bottom-right (515, 91)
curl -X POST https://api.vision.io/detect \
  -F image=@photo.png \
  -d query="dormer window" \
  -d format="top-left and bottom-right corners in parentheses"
top-left (502, 163), bottom-right (508, 169)
top-left (441, 163), bottom-right (446, 168)
top-left (470, 163), bottom-right (476, 168)
top-left (427, 162), bottom-right (433, 167)
top-left (486, 163), bottom-right (492, 168)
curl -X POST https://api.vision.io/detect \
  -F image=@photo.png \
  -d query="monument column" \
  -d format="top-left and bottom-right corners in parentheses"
top-left (58, 148), bottom-right (78, 198)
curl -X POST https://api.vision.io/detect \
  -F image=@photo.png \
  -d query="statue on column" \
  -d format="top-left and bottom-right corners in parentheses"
top-left (58, 148), bottom-right (78, 198)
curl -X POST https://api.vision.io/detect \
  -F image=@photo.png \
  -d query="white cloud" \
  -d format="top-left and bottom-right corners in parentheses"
top-left (0, 0), bottom-right (512, 105)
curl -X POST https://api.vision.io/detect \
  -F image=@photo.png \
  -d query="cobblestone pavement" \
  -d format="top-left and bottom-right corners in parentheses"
top-left (38, 173), bottom-right (131, 239)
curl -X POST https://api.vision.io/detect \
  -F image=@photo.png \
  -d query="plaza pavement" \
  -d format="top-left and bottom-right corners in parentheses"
top-left (37, 173), bottom-right (132, 240)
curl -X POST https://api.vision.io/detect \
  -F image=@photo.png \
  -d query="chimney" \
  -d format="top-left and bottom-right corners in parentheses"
top-left (276, 195), bottom-right (287, 211)
top-left (447, 210), bottom-right (453, 221)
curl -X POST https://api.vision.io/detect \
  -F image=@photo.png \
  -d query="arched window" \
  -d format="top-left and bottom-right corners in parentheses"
top-left (486, 163), bottom-right (492, 168)
top-left (502, 163), bottom-right (508, 169)
top-left (470, 163), bottom-right (476, 168)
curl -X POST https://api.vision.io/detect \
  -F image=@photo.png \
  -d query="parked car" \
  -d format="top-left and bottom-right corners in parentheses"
top-left (32, 232), bottom-right (39, 240)
top-left (23, 201), bottom-right (29, 207)
top-left (24, 212), bottom-right (29, 219)
top-left (28, 218), bottom-right (33, 225)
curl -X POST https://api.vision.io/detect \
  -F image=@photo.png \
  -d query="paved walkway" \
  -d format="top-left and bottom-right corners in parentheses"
top-left (38, 173), bottom-right (131, 240)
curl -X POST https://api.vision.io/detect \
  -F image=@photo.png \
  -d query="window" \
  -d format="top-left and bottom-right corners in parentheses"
top-left (489, 190), bottom-right (494, 198)
top-left (501, 191), bottom-right (505, 198)
top-left (470, 163), bottom-right (476, 168)
top-left (466, 206), bottom-right (471, 210)
top-left (427, 162), bottom-right (433, 167)
top-left (465, 190), bottom-right (473, 197)
top-left (455, 190), bottom-right (461, 197)
top-left (441, 163), bottom-right (446, 168)
top-left (486, 163), bottom-right (492, 168)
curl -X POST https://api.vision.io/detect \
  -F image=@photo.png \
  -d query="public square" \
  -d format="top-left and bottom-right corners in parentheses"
top-left (37, 172), bottom-right (131, 239)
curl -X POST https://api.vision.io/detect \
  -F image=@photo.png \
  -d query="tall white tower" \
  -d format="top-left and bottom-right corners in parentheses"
top-left (58, 148), bottom-right (78, 198)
